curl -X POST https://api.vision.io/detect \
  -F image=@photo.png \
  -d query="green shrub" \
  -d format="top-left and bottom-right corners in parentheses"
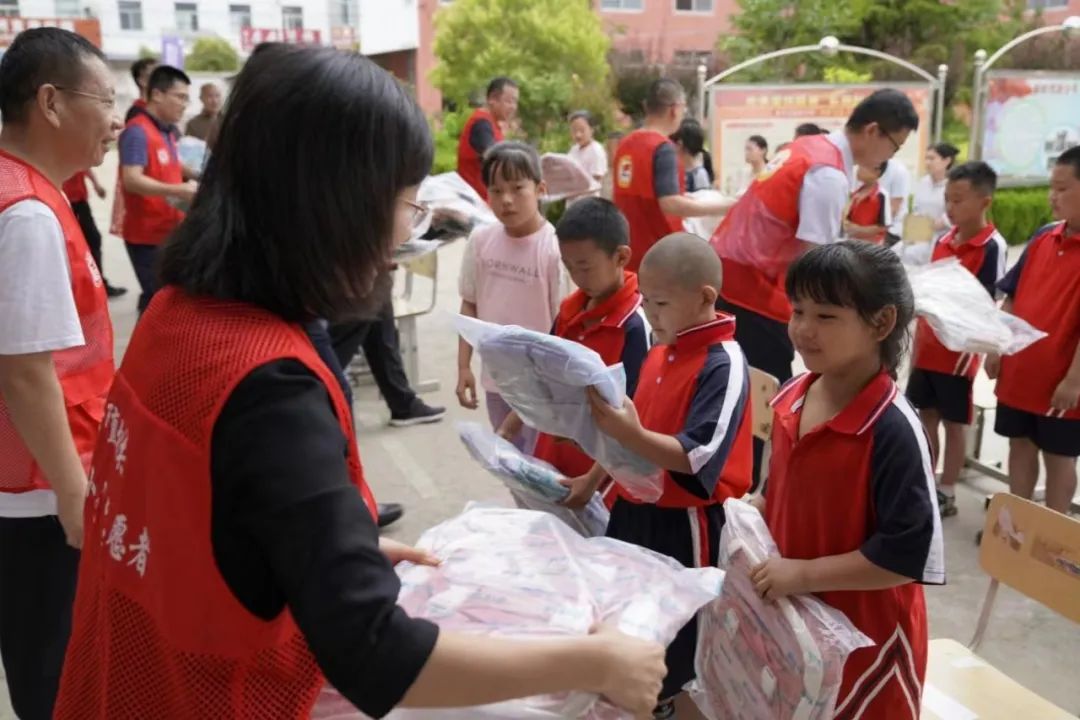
top-left (431, 108), bottom-right (471, 175)
top-left (989, 186), bottom-right (1053, 246)
top-left (185, 37), bottom-right (240, 72)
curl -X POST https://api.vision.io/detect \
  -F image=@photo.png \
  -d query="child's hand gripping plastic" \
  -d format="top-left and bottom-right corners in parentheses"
top-left (457, 421), bottom-right (609, 537)
top-left (908, 258), bottom-right (1047, 356)
top-left (455, 315), bottom-right (663, 503)
top-left (314, 505), bottom-right (725, 719)
top-left (687, 499), bottom-right (873, 720)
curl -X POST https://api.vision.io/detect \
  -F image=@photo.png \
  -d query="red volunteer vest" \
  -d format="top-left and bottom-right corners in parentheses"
top-left (457, 108), bottom-right (504, 201)
top-left (121, 113), bottom-right (184, 246)
top-left (63, 171), bottom-right (89, 204)
top-left (713, 134), bottom-right (845, 323)
top-left (613, 129), bottom-right (685, 273)
top-left (847, 183), bottom-right (886, 244)
top-left (54, 288), bottom-right (377, 719)
top-left (0, 151), bottom-right (114, 493)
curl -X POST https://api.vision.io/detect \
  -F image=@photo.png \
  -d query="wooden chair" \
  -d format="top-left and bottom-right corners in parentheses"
top-left (921, 494), bottom-right (1079, 719)
top-left (392, 250), bottom-right (439, 393)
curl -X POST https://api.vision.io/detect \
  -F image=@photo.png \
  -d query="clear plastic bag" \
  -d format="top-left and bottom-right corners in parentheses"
top-left (908, 258), bottom-right (1047, 356)
top-left (314, 505), bottom-right (725, 720)
top-left (456, 315), bottom-right (663, 503)
top-left (177, 136), bottom-right (208, 175)
top-left (416, 172), bottom-right (498, 239)
top-left (457, 422), bottom-right (609, 537)
top-left (688, 499), bottom-right (872, 720)
top-left (541, 153), bottom-right (600, 203)
top-left (682, 190), bottom-right (728, 241)
top-left (708, 191), bottom-right (804, 280)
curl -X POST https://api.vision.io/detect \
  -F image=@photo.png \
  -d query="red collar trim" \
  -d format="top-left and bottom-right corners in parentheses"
top-left (672, 313), bottom-right (736, 352)
top-left (771, 371), bottom-right (897, 436)
top-left (561, 272), bottom-right (641, 331)
top-left (1048, 221), bottom-right (1080, 246)
top-left (941, 223), bottom-right (997, 248)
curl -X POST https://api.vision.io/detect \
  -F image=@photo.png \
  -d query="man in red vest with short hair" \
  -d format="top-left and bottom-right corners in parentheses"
top-left (457, 76), bottom-right (518, 200)
top-left (0, 27), bottom-right (119, 719)
top-left (612, 78), bottom-right (732, 273)
top-left (119, 64), bottom-right (198, 313)
top-left (710, 88), bottom-right (920, 488)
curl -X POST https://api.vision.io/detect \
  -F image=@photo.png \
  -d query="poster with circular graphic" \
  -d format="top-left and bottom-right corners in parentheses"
top-left (982, 72), bottom-right (1080, 184)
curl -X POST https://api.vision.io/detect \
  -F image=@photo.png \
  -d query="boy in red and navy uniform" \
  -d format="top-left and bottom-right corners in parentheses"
top-left (844, 161), bottom-right (890, 244)
top-left (988, 147), bottom-right (1080, 515)
top-left (908, 162), bottom-right (1006, 518)
top-left (500, 199), bottom-right (650, 509)
top-left (765, 371), bottom-right (945, 720)
top-left (586, 233), bottom-right (752, 712)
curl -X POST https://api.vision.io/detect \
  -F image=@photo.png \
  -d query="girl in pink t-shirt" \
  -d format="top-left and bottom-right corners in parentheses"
top-left (458, 141), bottom-right (568, 449)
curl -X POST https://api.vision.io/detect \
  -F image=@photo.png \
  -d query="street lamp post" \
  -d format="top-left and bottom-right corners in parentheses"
top-left (969, 16), bottom-right (1080, 160)
top-left (696, 36), bottom-right (948, 142)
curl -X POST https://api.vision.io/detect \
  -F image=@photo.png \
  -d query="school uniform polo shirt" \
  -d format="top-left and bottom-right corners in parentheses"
top-left (996, 222), bottom-right (1080, 420)
top-left (765, 371), bottom-right (944, 719)
top-left (913, 224), bottom-right (1007, 378)
top-left (534, 272), bottom-right (651, 480)
top-left (622, 314), bottom-right (753, 509)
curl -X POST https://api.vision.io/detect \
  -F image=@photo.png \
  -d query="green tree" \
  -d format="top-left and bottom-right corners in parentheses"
top-left (185, 37), bottom-right (241, 73)
top-left (718, 0), bottom-right (1034, 99)
top-left (431, 0), bottom-right (613, 152)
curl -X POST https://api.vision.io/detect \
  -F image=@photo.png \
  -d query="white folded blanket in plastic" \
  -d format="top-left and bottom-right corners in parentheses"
top-left (688, 499), bottom-right (872, 720)
top-left (457, 421), bottom-right (609, 537)
top-left (908, 257), bottom-right (1046, 356)
top-left (313, 505), bottom-right (725, 720)
top-left (456, 315), bottom-right (662, 502)
top-left (682, 190), bottom-right (728, 240)
top-left (541, 153), bottom-right (600, 202)
top-left (417, 172), bottom-right (498, 231)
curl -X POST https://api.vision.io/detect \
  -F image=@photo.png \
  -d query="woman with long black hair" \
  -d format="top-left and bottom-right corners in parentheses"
top-left (54, 44), bottom-right (665, 720)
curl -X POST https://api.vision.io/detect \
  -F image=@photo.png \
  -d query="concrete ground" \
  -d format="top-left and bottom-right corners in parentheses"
top-left (0, 166), bottom-right (1077, 716)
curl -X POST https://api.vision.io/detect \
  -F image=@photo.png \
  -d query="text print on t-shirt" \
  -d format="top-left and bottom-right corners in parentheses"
top-left (482, 257), bottom-right (542, 284)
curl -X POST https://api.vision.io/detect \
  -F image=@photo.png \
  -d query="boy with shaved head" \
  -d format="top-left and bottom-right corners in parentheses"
top-left (587, 232), bottom-right (753, 716)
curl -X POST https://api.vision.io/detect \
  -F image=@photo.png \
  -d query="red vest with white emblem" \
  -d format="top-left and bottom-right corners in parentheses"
top-left (457, 108), bottom-right (504, 201)
top-left (54, 287), bottom-right (377, 719)
top-left (0, 151), bottom-right (114, 492)
top-left (613, 129), bottom-right (685, 273)
top-left (121, 113), bottom-right (184, 246)
top-left (712, 134), bottom-right (845, 323)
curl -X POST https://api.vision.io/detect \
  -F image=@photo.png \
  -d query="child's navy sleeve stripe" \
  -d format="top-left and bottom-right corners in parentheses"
top-left (620, 312), bottom-right (650, 398)
top-left (671, 342), bottom-right (748, 499)
top-left (976, 240), bottom-right (1001, 297)
top-left (998, 224), bottom-right (1054, 297)
top-left (863, 399), bottom-right (946, 585)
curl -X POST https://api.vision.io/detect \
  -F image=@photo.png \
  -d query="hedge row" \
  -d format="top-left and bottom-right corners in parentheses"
top-left (989, 186), bottom-right (1054, 246)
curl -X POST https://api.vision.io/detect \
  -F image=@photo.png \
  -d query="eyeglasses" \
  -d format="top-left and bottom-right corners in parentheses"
top-left (880, 127), bottom-right (902, 154)
top-left (54, 86), bottom-right (117, 111)
top-left (165, 91), bottom-right (191, 104)
top-left (403, 199), bottom-right (432, 235)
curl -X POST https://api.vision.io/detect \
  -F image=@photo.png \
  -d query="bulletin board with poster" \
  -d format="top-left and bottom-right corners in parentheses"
top-left (707, 83), bottom-right (933, 197)
top-left (979, 71), bottom-right (1080, 186)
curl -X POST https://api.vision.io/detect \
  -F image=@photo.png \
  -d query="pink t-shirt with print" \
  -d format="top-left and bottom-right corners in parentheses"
top-left (459, 220), bottom-right (568, 390)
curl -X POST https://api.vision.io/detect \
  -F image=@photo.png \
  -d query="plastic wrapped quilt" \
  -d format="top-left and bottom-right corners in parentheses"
top-left (457, 422), bottom-right (609, 537)
top-left (908, 257), bottom-right (1046, 356)
top-left (312, 505), bottom-right (725, 720)
top-left (688, 499), bottom-right (872, 720)
top-left (416, 172), bottom-right (498, 240)
top-left (456, 315), bottom-right (662, 502)
top-left (541, 153), bottom-right (600, 202)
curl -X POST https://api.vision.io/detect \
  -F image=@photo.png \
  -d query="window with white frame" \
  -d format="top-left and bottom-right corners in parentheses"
top-left (282, 5), bottom-right (303, 30)
top-left (0, 0), bottom-right (19, 18)
top-left (332, 0), bottom-right (356, 26)
top-left (175, 2), bottom-right (198, 32)
top-left (229, 4), bottom-right (251, 33)
top-left (675, 0), bottom-right (713, 11)
top-left (118, 0), bottom-right (143, 30)
top-left (55, 0), bottom-right (82, 17)
top-left (601, 0), bottom-right (644, 10)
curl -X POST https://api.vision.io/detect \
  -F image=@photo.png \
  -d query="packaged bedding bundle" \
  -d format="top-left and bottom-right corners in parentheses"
top-left (313, 505), bottom-right (724, 720)
top-left (908, 257), bottom-right (1046, 356)
top-left (688, 499), bottom-right (872, 720)
top-left (457, 421), bottom-right (609, 537)
top-left (455, 315), bottom-right (663, 503)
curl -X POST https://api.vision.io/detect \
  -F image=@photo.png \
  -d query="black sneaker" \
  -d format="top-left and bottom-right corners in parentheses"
top-left (389, 399), bottom-right (446, 428)
top-left (105, 282), bottom-right (128, 298)
top-left (377, 502), bottom-right (404, 529)
top-left (653, 700), bottom-right (675, 719)
top-left (937, 489), bottom-right (958, 518)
